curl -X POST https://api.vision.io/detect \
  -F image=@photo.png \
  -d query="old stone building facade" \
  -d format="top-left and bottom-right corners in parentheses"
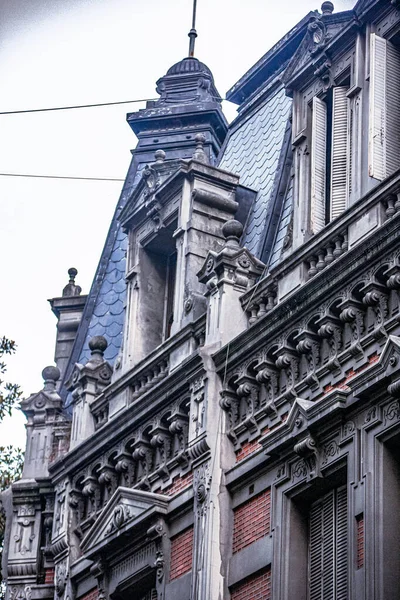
top-left (3, 0), bottom-right (400, 598)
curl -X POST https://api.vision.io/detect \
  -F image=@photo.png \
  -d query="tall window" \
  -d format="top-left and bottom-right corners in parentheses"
top-left (308, 486), bottom-right (347, 600)
top-left (369, 33), bottom-right (400, 181)
top-left (311, 87), bottom-right (351, 233)
top-left (163, 251), bottom-right (177, 340)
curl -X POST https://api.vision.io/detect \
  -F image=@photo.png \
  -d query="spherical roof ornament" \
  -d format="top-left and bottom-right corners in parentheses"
top-left (222, 219), bottom-right (244, 248)
top-left (321, 1), bottom-right (334, 15)
top-left (63, 267), bottom-right (82, 297)
top-left (89, 336), bottom-right (108, 362)
top-left (154, 149), bottom-right (166, 163)
top-left (42, 365), bottom-right (61, 392)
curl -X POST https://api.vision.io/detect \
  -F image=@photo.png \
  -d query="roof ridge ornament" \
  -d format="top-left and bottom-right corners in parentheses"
top-left (188, 0), bottom-right (198, 57)
top-left (192, 133), bottom-right (208, 164)
top-left (62, 267), bottom-right (82, 297)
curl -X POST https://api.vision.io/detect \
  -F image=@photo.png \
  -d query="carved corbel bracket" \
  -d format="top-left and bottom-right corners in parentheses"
top-left (361, 279), bottom-right (389, 340)
top-left (273, 345), bottom-right (299, 397)
top-left (293, 434), bottom-right (321, 480)
top-left (295, 329), bottom-right (320, 388)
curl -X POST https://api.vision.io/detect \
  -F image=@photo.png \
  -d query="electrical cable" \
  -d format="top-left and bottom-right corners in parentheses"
top-left (0, 172), bottom-right (124, 182)
top-left (0, 95), bottom-right (229, 116)
top-left (0, 97), bottom-right (159, 115)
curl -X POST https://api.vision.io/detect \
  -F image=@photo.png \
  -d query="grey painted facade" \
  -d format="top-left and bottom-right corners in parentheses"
top-left (3, 1), bottom-right (400, 599)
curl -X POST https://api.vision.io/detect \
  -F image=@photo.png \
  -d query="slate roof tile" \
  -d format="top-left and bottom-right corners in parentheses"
top-left (269, 175), bottom-right (293, 269)
top-left (219, 85), bottom-right (291, 257)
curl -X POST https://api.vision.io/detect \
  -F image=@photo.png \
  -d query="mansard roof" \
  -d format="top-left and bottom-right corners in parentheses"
top-left (59, 165), bottom-right (139, 401)
top-left (218, 82), bottom-right (292, 259)
top-left (226, 11), bottom-right (315, 105)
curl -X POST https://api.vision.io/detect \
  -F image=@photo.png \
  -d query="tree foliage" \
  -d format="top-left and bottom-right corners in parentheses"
top-left (0, 337), bottom-right (22, 421)
top-left (0, 338), bottom-right (24, 598)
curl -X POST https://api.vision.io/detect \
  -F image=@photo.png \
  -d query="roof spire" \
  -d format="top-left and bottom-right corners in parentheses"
top-left (188, 0), bottom-right (198, 57)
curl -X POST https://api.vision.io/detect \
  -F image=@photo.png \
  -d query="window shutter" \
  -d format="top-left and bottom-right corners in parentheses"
top-left (369, 33), bottom-right (387, 180)
top-left (330, 87), bottom-right (349, 220)
top-left (309, 488), bottom-right (348, 600)
top-left (369, 34), bottom-right (400, 180)
top-left (322, 492), bottom-right (335, 600)
top-left (336, 486), bottom-right (348, 600)
top-left (309, 501), bottom-right (323, 600)
top-left (311, 96), bottom-right (327, 233)
top-left (385, 41), bottom-right (400, 176)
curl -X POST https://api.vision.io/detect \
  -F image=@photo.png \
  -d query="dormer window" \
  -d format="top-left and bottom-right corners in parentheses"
top-left (369, 33), bottom-right (400, 181)
top-left (310, 84), bottom-right (351, 233)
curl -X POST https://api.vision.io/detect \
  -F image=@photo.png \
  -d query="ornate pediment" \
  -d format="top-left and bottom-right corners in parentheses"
top-left (120, 154), bottom-right (181, 231)
top-left (282, 10), bottom-right (354, 91)
top-left (260, 390), bottom-right (349, 456)
top-left (80, 487), bottom-right (169, 557)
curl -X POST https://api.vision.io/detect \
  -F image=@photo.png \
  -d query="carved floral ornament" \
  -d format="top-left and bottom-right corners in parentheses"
top-left (106, 503), bottom-right (132, 534)
top-left (142, 165), bottom-right (160, 199)
top-left (307, 15), bottom-right (331, 56)
top-left (55, 562), bottom-right (67, 598)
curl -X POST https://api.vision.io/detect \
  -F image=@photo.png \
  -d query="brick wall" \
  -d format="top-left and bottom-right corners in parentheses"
top-left (169, 526), bottom-right (194, 581)
top-left (77, 589), bottom-right (98, 600)
top-left (164, 472), bottom-right (194, 496)
top-left (233, 488), bottom-right (271, 554)
top-left (231, 566), bottom-right (271, 600)
top-left (44, 568), bottom-right (55, 584)
top-left (235, 439), bottom-right (262, 462)
top-left (356, 514), bottom-right (364, 569)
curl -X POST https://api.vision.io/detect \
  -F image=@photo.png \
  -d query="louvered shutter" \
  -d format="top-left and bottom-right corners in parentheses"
top-left (309, 500), bottom-right (323, 600)
top-left (369, 33), bottom-right (387, 180)
top-left (369, 34), bottom-right (400, 180)
top-left (335, 486), bottom-right (348, 600)
top-left (385, 41), bottom-right (400, 175)
top-left (311, 96), bottom-right (327, 233)
top-left (330, 87), bottom-right (349, 220)
top-left (322, 492), bottom-right (335, 600)
top-left (309, 488), bottom-right (348, 600)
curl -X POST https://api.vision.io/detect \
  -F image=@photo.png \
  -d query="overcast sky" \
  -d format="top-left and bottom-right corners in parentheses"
top-left (0, 0), bottom-right (354, 447)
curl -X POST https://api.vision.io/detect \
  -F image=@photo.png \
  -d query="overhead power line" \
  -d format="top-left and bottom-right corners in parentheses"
top-left (0, 97), bottom-right (159, 116)
top-left (0, 172), bottom-right (124, 182)
top-left (0, 95), bottom-right (230, 116)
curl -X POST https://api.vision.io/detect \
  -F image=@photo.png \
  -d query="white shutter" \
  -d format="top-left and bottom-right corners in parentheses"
top-left (369, 33), bottom-right (387, 180)
top-left (330, 87), bottom-right (349, 220)
top-left (386, 41), bottom-right (400, 176)
top-left (311, 96), bottom-right (327, 233)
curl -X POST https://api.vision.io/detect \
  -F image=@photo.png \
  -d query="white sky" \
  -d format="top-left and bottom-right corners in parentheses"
top-left (0, 0), bottom-right (354, 448)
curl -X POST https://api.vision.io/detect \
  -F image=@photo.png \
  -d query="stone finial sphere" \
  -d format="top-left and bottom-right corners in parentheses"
top-left (222, 219), bottom-right (244, 240)
top-left (68, 267), bottom-right (78, 279)
top-left (42, 365), bottom-right (61, 382)
top-left (154, 149), bottom-right (166, 162)
top-left (89, 336), bottom-right (108, 353)
top-left (321, 1), bottom-right (334, 14)
top-left (195, 133), bottom-right (206, 144)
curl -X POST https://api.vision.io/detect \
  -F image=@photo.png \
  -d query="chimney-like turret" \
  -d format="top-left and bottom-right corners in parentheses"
top-left (48, 268), bottom-right (87, 383)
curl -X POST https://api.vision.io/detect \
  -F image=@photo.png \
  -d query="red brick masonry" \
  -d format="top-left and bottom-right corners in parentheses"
top-left (77, 589), bottom-right (98, 600)
top-left (169, 526), bottom-right (194, 581)
top-left (233, 488), bottom-right (271, 554)
top-left (231, 566), bottom-right (272, 600)
top-left (44, 568), bottom-right (55, 585)
top-left (356, 514), bottom-right (364, 569)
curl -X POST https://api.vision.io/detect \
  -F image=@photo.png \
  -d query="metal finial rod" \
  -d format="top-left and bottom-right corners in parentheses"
top-left (188, 0), bottom-right (198, 57)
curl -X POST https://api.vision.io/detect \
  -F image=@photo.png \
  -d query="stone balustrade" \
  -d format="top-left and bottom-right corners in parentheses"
top-left (242, 170), bottom-right (400, 324)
